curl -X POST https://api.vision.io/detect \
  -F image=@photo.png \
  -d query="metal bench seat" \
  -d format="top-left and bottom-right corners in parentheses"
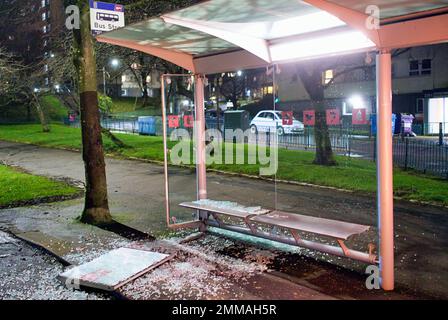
top-left (252, 211), bottom-right (370, 241)
top-left (179, 200), bottom-right (376, 264)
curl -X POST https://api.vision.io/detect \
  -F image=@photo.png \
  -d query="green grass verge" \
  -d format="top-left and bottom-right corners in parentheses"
top-left (0, 94), bottom-right (69, 124)
top-left (40, 94), bottom-right (69, 121)
top-left (0, 164), bottom-right (79, 207)
top-left (0, 124), bottom-right (447, 206)
top-left (109, 97), bottom-right (161, 117)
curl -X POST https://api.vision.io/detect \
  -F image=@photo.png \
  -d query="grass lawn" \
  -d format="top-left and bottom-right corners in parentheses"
top-left (40, 94), bottom-right (69, 121)
top-left (0, 124), bottom-right (447, 206)
top-left (0, 165), bottom-right (79, 207)
top-left (109, 97), bottom-right (161, 117)
top-left (0, 94), bottom-right (68, 124)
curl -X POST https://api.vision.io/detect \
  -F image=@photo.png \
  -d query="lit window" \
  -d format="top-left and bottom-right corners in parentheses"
top-left (263, 86), bottom-right (273, 95)
top-left (323, 69), bottom-right (334, 85)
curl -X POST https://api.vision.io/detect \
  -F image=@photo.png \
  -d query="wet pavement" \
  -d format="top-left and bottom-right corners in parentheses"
top-left (0, 140), bottom-right (447, 299)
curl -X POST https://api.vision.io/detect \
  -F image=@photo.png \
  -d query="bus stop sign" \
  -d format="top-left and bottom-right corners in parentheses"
top-left (90, 1), bottom-right (125, 35)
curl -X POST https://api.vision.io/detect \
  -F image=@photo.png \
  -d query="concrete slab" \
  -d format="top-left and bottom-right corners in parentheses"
top-left (58, 248), bottom-right (173, 291)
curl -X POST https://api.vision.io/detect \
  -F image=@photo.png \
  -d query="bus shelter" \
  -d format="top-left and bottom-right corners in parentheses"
top-left (97, 0), bottom-right (448, 291)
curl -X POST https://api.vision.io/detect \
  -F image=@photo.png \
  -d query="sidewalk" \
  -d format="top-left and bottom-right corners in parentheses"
top-left (0, 140), bottom-right (446, 299)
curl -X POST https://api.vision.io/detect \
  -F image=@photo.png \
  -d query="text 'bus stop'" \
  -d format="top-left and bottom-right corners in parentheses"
top-left (96, 0), bottom-right (448, 291)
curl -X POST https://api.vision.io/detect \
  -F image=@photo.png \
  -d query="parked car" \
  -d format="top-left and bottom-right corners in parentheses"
top-left (250, 110), bottom-right (304, 135)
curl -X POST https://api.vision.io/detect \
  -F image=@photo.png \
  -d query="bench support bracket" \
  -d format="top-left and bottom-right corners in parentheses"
top-left (337, 239), bottom-right (350, 257)
top-left (290, 229), bottom-right (302, 245)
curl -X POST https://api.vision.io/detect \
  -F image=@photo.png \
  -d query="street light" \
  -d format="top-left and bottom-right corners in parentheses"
top-left (111, 58), bottom-right (120, 68)
top-left (348, 95), bottom-right (365, 108)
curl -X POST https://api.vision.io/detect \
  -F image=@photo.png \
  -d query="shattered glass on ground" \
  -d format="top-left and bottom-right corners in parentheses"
top-left (0, 231), bottom-right (110, 300)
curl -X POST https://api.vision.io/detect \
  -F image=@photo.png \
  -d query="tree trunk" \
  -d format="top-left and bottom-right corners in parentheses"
top-left (32, 93), bottom-right (50, 133)
top-left (138, 55), bottom-right (149, 108)
top-left (73, 0), bottom-right (112, 225)
top-left (26, 105), bottom-right (31, 122)
top-left (101, 127), bottom-right (127, 148)
top-left (313, 100), bottom-right (336, 165)
top-left (141, 70), bottom-right (149, 108)
top-left (231, 96), bottom-right (238, 109)
top-left (297, 64), bottom-right (336, 166)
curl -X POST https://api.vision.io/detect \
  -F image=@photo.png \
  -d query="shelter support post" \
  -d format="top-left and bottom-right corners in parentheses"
top-left (194, 74), bottom-right (208, 223)
top-left (376, 51), bottom-right (394, 291)
top-left (161, 75), bottom-right (171, 228)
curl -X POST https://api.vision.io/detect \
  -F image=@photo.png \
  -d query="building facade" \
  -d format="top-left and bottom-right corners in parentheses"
top-left (0, 0), bottom-right (65, 88)
top-left (276, 43), bottom-right (448, 129)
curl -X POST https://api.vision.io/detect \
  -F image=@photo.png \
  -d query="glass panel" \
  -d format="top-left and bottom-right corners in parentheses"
top-left (162, 75), bottom-right (199, 225)
top-left (203, 68), bottom-right (278, 220)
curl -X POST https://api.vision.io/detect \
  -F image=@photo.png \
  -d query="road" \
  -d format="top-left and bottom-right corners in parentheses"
top-left (0, 140), bottom-right (447, 298)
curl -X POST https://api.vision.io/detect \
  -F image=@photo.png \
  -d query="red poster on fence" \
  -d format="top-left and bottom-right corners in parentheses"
top-left (183, 115), bottom-right (194, 128)
top-left (168, 115), bottom-right (180, 128)
top-left (352, 108), bottom-right (368, 125)
top-left (326, 108), bottom-right (340, 126)
top-left (303, 110), bottom-right (315, 126)
top-left (282, 111), bottom-right (293, 126)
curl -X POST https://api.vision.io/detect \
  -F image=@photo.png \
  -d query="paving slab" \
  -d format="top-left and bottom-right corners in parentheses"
top-left (59, 248), bottom-right (173, 291)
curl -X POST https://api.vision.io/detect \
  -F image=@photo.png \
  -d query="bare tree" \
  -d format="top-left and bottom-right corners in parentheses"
top-left (210, 73), bottom-right (245, 109)
top-left (0, 48), bottom-right (50, 132)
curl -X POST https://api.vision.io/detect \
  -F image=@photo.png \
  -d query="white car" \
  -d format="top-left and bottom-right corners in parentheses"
top-left (250, 110), bottom-right (304, 135)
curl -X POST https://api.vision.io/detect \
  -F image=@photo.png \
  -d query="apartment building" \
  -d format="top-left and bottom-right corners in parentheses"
top-left (0, 0), bottom-right (65, 88)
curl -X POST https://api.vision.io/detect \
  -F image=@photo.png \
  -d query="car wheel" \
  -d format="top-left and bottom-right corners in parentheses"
top-left (250, 125), bottom-right (258, 134)
top-left (277, 127), bottom-right (285, 136)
